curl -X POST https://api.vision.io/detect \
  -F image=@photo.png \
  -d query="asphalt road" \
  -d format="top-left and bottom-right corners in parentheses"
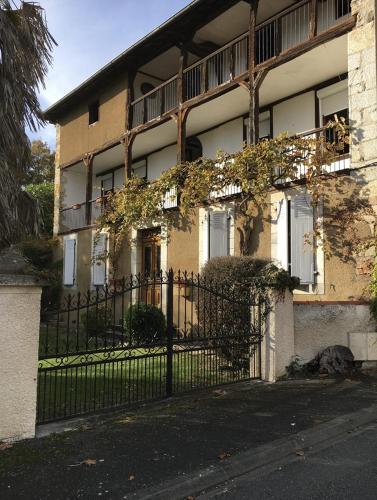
top-left (201, 421), bottom-right (377, 500)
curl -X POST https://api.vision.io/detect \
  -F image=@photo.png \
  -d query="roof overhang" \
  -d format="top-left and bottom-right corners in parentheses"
top-left (44, 0), bottom-right (243, 122)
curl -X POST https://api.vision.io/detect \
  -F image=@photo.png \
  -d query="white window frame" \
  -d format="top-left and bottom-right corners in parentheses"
top-left (271, 191), bottom-right (324, 295)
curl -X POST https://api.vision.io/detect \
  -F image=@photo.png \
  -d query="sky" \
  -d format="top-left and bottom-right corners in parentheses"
top-left (29, 0), bottom-right (193, 149)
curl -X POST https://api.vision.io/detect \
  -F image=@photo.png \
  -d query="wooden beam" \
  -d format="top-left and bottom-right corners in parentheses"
top-left (255, 15), bottom-right (356, 74)
top-left (83, 153), bottom-right (94, 225)
top-left (177, 48), bottom-right (188, 164)
top-left (123, 133), bottom-right (136, 181)
top-left (125, 72), bottom-right (135, 132)
top-left (310, 0), bottom-right (318, 38)
top-left (248, 0), bottom-right (259, 145)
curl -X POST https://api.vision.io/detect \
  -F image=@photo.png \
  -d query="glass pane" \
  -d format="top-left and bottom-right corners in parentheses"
top-left (156, 245), bottom-right (161, 273)
top-left (144, 246), bottom-right (152, 276)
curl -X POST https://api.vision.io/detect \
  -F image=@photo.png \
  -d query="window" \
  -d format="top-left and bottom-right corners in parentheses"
top-left (323, 108), bottom-right (349, 154)
top-left (185, 137), bottom-right (203, 162)
top-left (101, 175), bottom-right (114, 196)
top-left (63, 237), bottom-right (77, 286)
top-left (132, 159), bottom-right (147, 180)
top-left (335, 0), bottom-right (351, 19)
top-left (275, 195), bottom-right (315, 286)
top-left (141, 82), bottom-right (155, 96)
top-left (88, 100), bottom-right (99, 125)
top-left (209, 212), bottom-right (230, 259)
top-left (92, 233), bottom-right (108, 286)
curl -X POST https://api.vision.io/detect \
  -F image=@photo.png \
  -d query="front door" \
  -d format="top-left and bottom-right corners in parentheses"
top-left (141, 228), bottom-right (161, 305)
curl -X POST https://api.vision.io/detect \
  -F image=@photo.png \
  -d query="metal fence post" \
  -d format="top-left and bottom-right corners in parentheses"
top-left (166, 268), bottom-right (174, 397)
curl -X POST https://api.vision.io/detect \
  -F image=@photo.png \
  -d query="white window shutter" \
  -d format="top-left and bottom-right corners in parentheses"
top-left (93, 233), bottom-right (108, 286)
top-left (290, 195), bottom-right (314, 284)
top-left (202, 214), bottom-right (209, 267)
top-left (209, 212), bottom-right (229, 259)
top-left (63, 239), bottom-right (76, 286)
top-left (276, 199), bottom-right (289, 270)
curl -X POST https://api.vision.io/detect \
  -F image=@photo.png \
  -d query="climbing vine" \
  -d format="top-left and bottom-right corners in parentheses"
top-left (97, 119), bottom-right (349, 267)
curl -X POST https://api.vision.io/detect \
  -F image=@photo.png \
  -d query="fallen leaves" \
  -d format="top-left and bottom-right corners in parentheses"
top-left (218, 452), bottom-right (231, 460)
top-left (82, 458), bottom-right (97, 466)
top-left (0, 442), bottom-right (13, 451)
top-left (68, 458), bottom-right (98, 467)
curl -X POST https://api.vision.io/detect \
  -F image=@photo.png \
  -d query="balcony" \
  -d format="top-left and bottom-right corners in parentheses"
top-left (131, 0), bottom-right (353, 130)
top-left (59, 128), bottom-right (349, 234)
top-left (275, 126), bottom-right (351, 185)
top-left (59, 188), bottom-right (179, 233)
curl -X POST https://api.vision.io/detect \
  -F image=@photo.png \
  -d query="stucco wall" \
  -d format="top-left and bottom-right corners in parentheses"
top-left (198, 118), bottom-right (244, 157)
top-left (262, 290), bottom-right (295, 382)
top-left (273, 92), bottom-right (316, 136)
top-left (0, 285), bottom-right (42, 441)
top-left (167, 210), bottom-right (200, 273)
top-left (148, 145), bottom-right (177, 181)
top-left (59, 75), bottom-right (128, 165)
top-left (294, 303), bottom-right (375, 362)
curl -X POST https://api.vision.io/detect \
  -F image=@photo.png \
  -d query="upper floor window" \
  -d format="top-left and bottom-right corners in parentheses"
top-left (88, 100), bottom-right (99, 125)
top-left (186, 137), bottom-right (203, 162)
top-left (323, 108), bottom-right (349, 155)
top-left (132, 159), bottom-right (147, 180)
top-left (141, 82), bottom-right (155, 96)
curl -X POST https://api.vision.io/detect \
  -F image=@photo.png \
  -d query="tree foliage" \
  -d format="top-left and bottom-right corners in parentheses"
top-left (25, 181), bottom-right (54, 236)
top-left (0, 1), bottom-right (56, 248)
top-left (24, 140), bottom-right (55, 185)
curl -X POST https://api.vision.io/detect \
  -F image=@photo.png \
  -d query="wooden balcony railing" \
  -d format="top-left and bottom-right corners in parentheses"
top-left (59, 187), bottom-right (179, 233)
top-left (275, 126), bottom-right (350, 184)
top-left (131, 0), bottom-right (352, 129)
top-left (59, 202), bottom-right (87, 232)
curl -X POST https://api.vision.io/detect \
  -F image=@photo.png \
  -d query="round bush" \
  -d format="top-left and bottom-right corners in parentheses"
top-left (124, 303), bottom-right (166, 344)
top-left (195, 256), bottom-right (298, 371)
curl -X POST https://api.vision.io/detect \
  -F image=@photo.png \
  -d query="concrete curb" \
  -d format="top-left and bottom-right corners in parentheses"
top-left (131, 404), bottom-right (377, 500)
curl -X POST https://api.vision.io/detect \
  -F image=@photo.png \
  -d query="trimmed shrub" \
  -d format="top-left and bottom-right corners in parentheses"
top-left (195, 256), bottom-right (298, 371)
top-left (200, 256), bottom-right (299, 293)
top-left (124, 303), bottom-right (166, 344)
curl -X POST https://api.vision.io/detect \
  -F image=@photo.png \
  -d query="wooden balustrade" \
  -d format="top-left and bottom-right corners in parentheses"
top-left (130, 0), bottom-right (352, 130)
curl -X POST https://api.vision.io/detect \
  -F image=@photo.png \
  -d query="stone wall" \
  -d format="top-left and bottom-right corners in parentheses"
top-left (349, 0), bottom-right (377, 168)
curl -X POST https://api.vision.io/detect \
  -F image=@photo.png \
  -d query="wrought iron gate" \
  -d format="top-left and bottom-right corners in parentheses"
top-left (37, 270), bottom-right (265, 424)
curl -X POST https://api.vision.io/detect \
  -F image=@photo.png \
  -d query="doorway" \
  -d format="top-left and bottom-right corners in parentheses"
top-left (141, 228), bottom-right (161, 305)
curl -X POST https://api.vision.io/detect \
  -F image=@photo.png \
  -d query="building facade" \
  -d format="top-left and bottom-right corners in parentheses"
top-left (46, 0), bottom-right (377, 361)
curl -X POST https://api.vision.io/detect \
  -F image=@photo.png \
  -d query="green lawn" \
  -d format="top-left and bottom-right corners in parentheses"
top-left (37, 347), bottom-right (250, 423)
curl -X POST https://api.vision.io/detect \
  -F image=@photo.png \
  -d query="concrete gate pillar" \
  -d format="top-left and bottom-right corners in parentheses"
top-left (261, 290), bottom-right (295, 382)
top-left (0, 248), bottom-right (43, 442)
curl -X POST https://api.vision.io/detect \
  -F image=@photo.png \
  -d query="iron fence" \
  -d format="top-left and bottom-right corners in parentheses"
top-left (37, 270), bottom-right (266, 424)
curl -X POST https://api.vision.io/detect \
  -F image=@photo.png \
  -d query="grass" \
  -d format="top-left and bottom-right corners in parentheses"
top-left (37, 347), bottom-right (252, 424)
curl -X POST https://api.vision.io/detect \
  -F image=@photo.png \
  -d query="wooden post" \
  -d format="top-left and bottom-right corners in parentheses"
top-left (177, 48), bottom-right (188, 164)
top-left (248, 0), bottom-right (259, 145)
top-left (125, 71), bottom-right (135, 133)
top-left (124, 72), bottom-right (135, 181)
top-left (123, 133), bottom-right (135, 181)
top-left (309, 0), bottom-right (318, 38)
top-left (84, 153), bottom-right (94, 226)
